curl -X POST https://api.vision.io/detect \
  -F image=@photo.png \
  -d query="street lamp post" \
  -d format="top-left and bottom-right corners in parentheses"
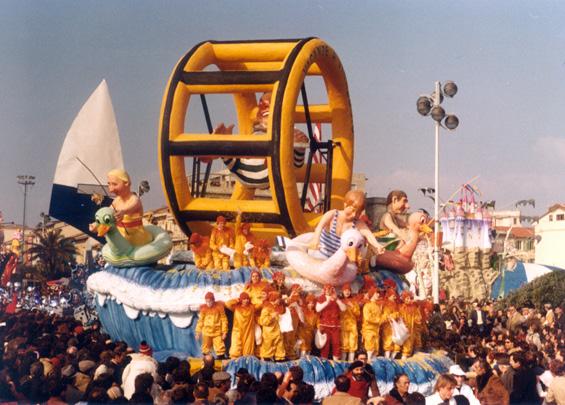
top-left (416, 81), bottom-right (459, 304)
top-left (17, 175), bottom-right (35, 265)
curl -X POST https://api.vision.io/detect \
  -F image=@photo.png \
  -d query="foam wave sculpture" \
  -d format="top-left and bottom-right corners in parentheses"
top-left (223, 352), bottom-right (452, 400)
top-left (88, 264), bottom-right (410, 356)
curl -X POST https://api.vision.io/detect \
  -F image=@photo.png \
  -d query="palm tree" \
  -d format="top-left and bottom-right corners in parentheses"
top-left (27, 228), bottom-right (77, 280)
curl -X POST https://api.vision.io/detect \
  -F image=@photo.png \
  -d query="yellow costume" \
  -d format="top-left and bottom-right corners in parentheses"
top-left (116, 213), bottom-right (153, 246)
top-left (189, 234), bottom-right (213, 270)
top-left (361, 297), bottom-right (384, 354)
top-left (209, 221), bottom-right (234, 271)
top-left (233, 214), bottom-right (253, 269)
top-left (225, 297), bottom-right (256, 358)
top-left (381, 297), bottom-right (400, 353)
top-left (195, 302), bottom-right (228, 356)
top-left (258, 301), bottom-right (286, 361)
top-left (298, 304), bottom-right (319, 353)
top-left (400, 301), bottom-right (422, 358)
top-left (244, 273), bottom-right (270, 310)
top-left (283, 293), bottom-right (302, 360)
top-left (341, 297), bottom-right (360, 354)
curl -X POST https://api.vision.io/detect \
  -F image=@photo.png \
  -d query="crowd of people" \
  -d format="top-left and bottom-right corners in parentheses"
top-left (0, 293), bottom-right (564, 404)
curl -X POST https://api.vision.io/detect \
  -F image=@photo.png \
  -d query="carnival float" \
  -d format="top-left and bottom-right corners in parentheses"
top-left (49, 38), bottom-right (452, 398)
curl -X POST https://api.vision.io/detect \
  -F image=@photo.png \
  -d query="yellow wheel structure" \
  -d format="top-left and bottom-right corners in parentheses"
top-left (159, 38), bottom-right (354, 239)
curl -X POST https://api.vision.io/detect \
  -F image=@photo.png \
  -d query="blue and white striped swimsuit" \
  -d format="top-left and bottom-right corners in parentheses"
top-left (319, 210), bottom-right (342, 258)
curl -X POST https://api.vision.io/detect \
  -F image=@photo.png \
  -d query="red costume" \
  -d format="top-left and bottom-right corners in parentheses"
top-left (316, 285), bottom-right (345, 359)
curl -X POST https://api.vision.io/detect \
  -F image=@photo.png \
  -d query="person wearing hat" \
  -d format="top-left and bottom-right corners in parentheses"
top-left (450, 364), bottom-right (479, 405)
top-left (381, 287), bottom-right (401, 359)
top-left (121, 341), bottom-right (159, 400)
top-left (316, 284), bottom-right (346, 361)
top-left (207, 371), bottom-right (232, 403)
top-left (283, 284), bottom-right (303, 360)
top-left (399, 290), bottom-right (422, 359)
top-left (298, 293), bottom-right (319, 357)
top-left (209, 215), bottom-right (234, 271)
top-left (340, 283), bottom-right (361, 362)
top-left (244, 270), bottom-right (270, 309)
top-left (345, 360), bottom-right (375, 403)
top-left (361, 287), bottom-right (384, 362)
top-left (195, 292), bottom-right (229, 359)
top-left (258, 290), bottom-right (286, 361)
top-left (189, 232), bottom-right (213, 270)
top-left (225, 292), bottom-right (256, 358)
top-left (233, 211), bottom-right (254, 269)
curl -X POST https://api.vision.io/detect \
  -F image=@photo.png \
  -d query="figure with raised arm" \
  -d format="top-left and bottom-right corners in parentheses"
top-left (233, 211), bottom-right (253, 269)
top-left (298, 294), bottom-right (319, 357)
top-left (107, 169), bottom-right (152, 246)
top-left (209, 216), bottom-right (234, 271)
top-left (244, 270), bottom-right (270, 310)
top-left (316, 284), bottom-right (346, 361)
top-left (212, 92), bottom-right (309, 190)
top-left (225, 292), bottom-right (256, 358)
top-left (310, 189), bottom-right (385, 257)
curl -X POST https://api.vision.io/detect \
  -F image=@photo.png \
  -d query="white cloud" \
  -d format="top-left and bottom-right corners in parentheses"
top-left (534, 136), bottom-right (565, 161)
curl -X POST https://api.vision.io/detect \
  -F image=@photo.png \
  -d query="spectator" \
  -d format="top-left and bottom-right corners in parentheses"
top-left (355, 350), bottom-right (381, 398)
top-left (193, 381), bottom-right (210, 404)
top-left (322, 374), bottom-right (362, 405)
top-left (346, 360), bottom-right (373, 402)
top-left (545, 360), bottom-right (565, 405)
top-left (382, 373), bottom-right (410, 404)
top-left (509, 352), bottom-right (540, 404)
top-left (129, 372), bottom-right (154, 404)
top-left (471, 358), bottom-right (494, 396)
top-left (208, 371), bottom-right (231, 404)
top-left (425, 374), bottom-right (457, 405)
top-left (193, 353), bottom-right (216, 387)
top-left (121, 341), bottom-right (159, 400)
top-left (477, 376), bottom-right (509, 405)
top-left (448, 365), bottom-right (478, 405)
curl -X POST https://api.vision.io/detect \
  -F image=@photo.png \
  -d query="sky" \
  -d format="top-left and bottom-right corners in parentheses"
top-left (1, 0), bottom-right (565, 229)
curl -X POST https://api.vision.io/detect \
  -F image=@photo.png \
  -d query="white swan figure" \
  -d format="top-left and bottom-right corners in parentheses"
top-left (285, 228), bottom-right (365, 286)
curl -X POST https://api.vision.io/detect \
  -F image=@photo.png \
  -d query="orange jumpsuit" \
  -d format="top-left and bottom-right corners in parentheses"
top-left (381, 299), bottom-right (401, 353)
top-left (400, 301), bottom-right (422, 358)
top-left (190, 237), bottom-right (213, 270)
top-left (195, 302), bottom-right (228, 356)
top-left (209, 226), bottom-right (234, 271)
top-left (258, 302), bottom-right (286, 360)
top-left (233, 215), bottom-right (253, 269)
top-left (298, 306), bottom-right (319, 353)
top-left (362, 299), bottom-right (384, 354)
top-left (340, 297), bottom-right (361, 353)
top-left (244, 280), bottom-right (270, 310)
top-left (225, 299), bottom-right (256, 358)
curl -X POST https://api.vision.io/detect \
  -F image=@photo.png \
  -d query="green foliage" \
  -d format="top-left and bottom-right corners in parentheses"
top-left (26, 229), bottom-right (77, 280)
top-left (499, 270), bottom-right (565, 309)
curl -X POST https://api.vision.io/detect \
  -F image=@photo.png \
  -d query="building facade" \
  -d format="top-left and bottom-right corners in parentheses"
top-left (535, 204), bottom-right (565, 268)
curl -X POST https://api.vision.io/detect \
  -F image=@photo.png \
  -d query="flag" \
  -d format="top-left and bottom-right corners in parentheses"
top-left (305, 124), bottom-right (323, 212)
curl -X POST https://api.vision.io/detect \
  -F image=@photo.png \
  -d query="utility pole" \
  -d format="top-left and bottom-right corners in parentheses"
top-left (17, 175), bottom-right (35, 266)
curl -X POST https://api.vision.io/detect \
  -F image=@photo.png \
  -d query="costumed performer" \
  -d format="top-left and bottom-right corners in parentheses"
top-left (399, 290), bottom-right (422, 359)
top-left (361, 287), bottom-right (385, 362)
top-left (316, 284), bottom-right (346, 361)
top-left (189, 233), bottom-right (213, 270)
top-left (378, 190), bottom-right (410, 246)
top-left (258, 291), bottom-right (286, 361)
top-left (270, 271), bottom-right (290, 299)
top-left (233, 211), bottom-right (253, 269)
top-left (340, 283), bottom-right (360, 362)
top-left (298, 294), bottom-right (319, 357)
top-left (107, 169), bottom-right (152, 246)
top-left (225, 292), bottom-right (256, 358)
top-left (381, 285), bottom-right (401, 359)
top-left (195, 292), bottom-right (228, 359)
top-left (283, 284), bottom-right (304, 360)
top-left (244, 270), bottom-right (270, 310)
top-left (309, 189), bottom-right (385, 257)
top-left (209, 216), bottom-right (234, 271)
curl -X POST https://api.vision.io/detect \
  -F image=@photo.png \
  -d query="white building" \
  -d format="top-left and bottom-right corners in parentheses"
top-left (535, 204), bottom-right (565, 268)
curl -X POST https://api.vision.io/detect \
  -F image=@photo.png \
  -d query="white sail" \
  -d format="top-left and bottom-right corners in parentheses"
top-left (49, 80), bottom-right (124, 235)
top-left (53, 79), bottom-right (123, 187)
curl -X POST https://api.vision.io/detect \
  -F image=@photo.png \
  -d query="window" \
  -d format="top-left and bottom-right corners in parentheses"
top-left (557, 214), bottom-right (564, 221)
top-left (549, 215), bottom-right (553, 222)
